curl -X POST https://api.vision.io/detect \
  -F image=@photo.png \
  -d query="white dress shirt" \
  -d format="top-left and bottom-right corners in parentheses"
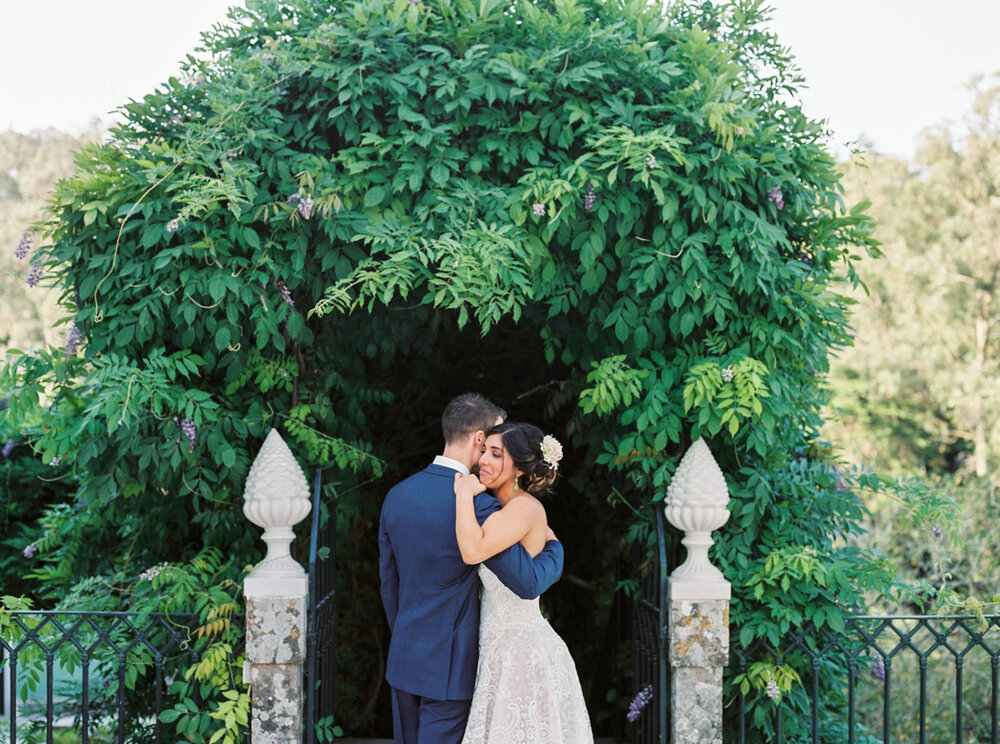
top-left (433, 455), bottom-right (470, 475)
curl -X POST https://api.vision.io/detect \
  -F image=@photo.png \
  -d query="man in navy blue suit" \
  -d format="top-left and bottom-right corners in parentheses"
top-left (379, 393), bottom-right (565, 744)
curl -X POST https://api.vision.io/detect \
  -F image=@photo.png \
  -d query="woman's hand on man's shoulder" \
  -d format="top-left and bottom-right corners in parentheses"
top-left (454, 472), bottom-right (486, 499)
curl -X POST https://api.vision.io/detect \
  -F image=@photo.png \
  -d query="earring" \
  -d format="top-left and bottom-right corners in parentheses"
top-left (514, 478), bottom-right (520, 492)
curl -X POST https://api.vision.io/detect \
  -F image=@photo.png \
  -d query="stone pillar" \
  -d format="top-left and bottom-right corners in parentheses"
top-left (664, 438), bottom-right (731, 744)
top-left (242, 429), bottom-right (312, 744)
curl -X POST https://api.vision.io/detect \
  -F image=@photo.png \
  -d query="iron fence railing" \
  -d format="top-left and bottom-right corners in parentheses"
top-left (0, 611), bottom-right (215, 744)
top-left (305, 468), bottom-right (337, 744)
top-left (731, 614), bottom-right (1000, 744)
top-left (630, 508), bottom-right (669, 744)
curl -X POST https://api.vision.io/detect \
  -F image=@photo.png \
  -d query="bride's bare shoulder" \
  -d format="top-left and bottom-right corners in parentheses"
top-left (508, 494), bottom-right (546, 524)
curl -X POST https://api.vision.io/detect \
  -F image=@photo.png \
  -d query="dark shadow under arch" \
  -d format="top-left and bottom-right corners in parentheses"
top-left (319, 307), bottom-right (640, 737)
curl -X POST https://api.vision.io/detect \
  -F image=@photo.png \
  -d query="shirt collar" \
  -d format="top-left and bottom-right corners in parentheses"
top-left (432, 455), bottom-right (470, 475)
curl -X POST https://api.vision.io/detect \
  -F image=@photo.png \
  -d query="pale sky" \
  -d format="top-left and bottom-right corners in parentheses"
top-left (766, 1), bottom-right (1000, 157)
top-left (0, 1), bottom-right (237, 133)
top-left (2, 1), bottom-right (999, 159)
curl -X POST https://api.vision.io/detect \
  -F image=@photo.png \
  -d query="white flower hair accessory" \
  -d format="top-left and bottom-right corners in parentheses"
top-left (540, 434), bottom-right (563, 470)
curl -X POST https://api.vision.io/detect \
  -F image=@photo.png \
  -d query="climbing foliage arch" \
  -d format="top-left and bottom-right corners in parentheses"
top-left (4, 0), bottom-right (934, 736)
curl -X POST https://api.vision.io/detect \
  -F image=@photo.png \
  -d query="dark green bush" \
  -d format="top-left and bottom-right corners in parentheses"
top-left (2, 0), bottom-right (948, 737)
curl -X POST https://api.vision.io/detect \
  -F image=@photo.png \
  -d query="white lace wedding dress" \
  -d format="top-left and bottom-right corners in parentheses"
top-left (462, 566), bottom-right (594, 743)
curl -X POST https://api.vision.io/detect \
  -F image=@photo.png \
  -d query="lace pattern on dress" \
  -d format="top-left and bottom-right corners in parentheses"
top-left (461, 566), bottom-right (594, 744)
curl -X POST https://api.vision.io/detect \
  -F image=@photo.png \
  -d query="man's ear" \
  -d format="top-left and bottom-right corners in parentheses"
top-left (474, 430), bottom-right (485, 447)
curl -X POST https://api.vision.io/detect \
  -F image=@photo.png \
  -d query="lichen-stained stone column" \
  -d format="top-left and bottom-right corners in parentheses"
top-left (669, 597), bottom-right (729, 744)
top-left (664, 438), bottom-right (732, 744)
top-left (243, 429), bottom-right (312, 744)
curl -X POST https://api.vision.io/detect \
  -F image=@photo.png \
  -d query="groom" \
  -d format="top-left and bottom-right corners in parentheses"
top-left (379, 393), bottom-right (564, 744)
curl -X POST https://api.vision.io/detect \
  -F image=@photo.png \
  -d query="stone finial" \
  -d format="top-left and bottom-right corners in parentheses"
top-left (664, 438), bottom-right (731, 598)
top-left (243, 429), bottom-right (311, 580)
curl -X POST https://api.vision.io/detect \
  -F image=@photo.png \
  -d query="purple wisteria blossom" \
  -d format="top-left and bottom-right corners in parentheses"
top-left (933, 524), bottom-right (943, 541)
top-left (721, 367), bottom-right (734, 382)
top-left (583, 183), bottom-right (596, 211)
top-left (66, 321), bottom-right (84, 355)
top-left (626, 685), bottom-right (653, 723)
top-left (767, 186), bottom-right (785, 210)
top-left (871, 655), bottom-right (886, 681)
top-left (276, 279), bottom-right (295, 307)
top-left (49, 456), bottom-right (60, 467)
top-left (532, 203), bottom-right (545, 217)
top-left (26, 262), bottom-right (43, 287)
top-left (23, 544), bottom-right (37, 559)
top-left (165, 218), bottom-right (180, 233)
top-left (766, 679), bottom-right (781, 699)
top-left (830, 463), bottom-right (848, 492)
top-left (2, 440), bottom-right (14, 458)
top-left (286, 193), bottom-right (300, 204)
top-left (297, 196), bottom-right (313, 219)
top-left (645, 155), bottom-right (657, 169)
top-left (15, 231), bottom-right (32, 260)
top-left (179, 418), bottom-right (197, 452)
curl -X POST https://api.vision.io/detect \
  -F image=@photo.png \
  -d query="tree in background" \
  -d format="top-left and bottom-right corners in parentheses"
top-left (819, 79), bottom-right (1000, 742)
top-left (1, 131), bottom-right (96, 351)
top-left (832, 77), bottom-right (1000, 479)
top-left (828, 77), bottom-right (1000, 626)
top-left (2, 0), bottom-right (942, 739)
top-left (2, 131), bottom-right (98, 602)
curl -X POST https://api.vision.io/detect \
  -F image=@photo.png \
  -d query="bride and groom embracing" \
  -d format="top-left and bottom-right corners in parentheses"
top-left (379, 393), bottom-right (594, 743)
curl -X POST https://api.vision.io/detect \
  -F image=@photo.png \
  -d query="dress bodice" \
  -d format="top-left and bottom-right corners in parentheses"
top-left (478, 566), bottom-right (545, 635)
top-left (463, 565), bottom-right (594, 743)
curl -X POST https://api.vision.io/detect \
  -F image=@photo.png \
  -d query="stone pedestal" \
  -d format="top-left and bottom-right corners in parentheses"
top-left (242, 429), bottom-right (312, 744)
top-left (245, 577), bottom-right (309, 744)
top-left (668, 592), bottom-right (729, 744)
top-left (664, 439), bottom-right (732, 744)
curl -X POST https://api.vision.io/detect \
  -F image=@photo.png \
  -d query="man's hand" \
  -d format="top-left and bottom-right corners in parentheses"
top-left (454, 473), bottom-right (486, 499)
top-left (545, 526), bottom-right (558, 542)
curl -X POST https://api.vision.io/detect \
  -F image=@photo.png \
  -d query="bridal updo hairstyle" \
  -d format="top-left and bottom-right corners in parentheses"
top-left (487, 422), bottom-right (558, 497)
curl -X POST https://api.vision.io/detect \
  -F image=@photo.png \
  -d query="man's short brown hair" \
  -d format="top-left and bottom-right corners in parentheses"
top-left (441, 393), bottom-right (506, 445)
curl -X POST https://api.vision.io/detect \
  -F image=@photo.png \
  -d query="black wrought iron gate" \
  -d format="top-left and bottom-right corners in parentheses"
top-left (630, 507), bottom-right (669, 742)
top-left (305, 468), bottom-right (337, 744)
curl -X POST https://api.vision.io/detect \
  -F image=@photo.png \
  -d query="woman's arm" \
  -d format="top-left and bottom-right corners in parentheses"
top-left (454, 473), bottom-right (542, 564)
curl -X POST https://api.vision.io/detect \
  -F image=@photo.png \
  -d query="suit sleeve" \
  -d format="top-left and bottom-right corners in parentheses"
top-left (378, 505), bottom-right (398, 631)
top-left (476, 492), bottom-right (564, 600)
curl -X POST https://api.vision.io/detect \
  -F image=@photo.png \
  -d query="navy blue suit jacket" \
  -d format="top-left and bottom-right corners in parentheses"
top-left (379, 463), bottom-right (564, 701)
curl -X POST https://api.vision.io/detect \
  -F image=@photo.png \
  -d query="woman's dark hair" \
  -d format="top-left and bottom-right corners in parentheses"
top-left (487, 422), bottom-right (559, 497)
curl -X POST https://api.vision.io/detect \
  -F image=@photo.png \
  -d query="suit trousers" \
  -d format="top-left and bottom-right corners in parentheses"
top-left (391, 687), bottom-right (470, 744)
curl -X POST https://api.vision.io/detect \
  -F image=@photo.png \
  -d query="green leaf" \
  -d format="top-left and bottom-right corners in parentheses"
top-left (430, 164), bottom-right (449, 186)
top-left (159, 707), bottom-right (183, 724)
top-left (215, 326), bottom-right (231, 351)
top-left (364, 186), bottom-right (386, 207)
top-left (243, 227), bottom-right (261, 250)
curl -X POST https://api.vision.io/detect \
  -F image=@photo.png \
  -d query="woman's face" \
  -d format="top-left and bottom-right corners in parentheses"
top-left (477, 433), bottom-right (518, 491)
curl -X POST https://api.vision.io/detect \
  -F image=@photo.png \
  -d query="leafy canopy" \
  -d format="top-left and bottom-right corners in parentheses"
top-left (1, 0), bottom-right (931, 736)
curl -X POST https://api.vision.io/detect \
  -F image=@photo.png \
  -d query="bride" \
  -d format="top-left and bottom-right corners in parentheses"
top-left (454, 422), bottom-right (594, 743)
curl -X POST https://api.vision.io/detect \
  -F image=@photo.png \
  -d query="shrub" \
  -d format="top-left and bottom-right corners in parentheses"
top-left (1, 0), bottom-right (942, 736)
